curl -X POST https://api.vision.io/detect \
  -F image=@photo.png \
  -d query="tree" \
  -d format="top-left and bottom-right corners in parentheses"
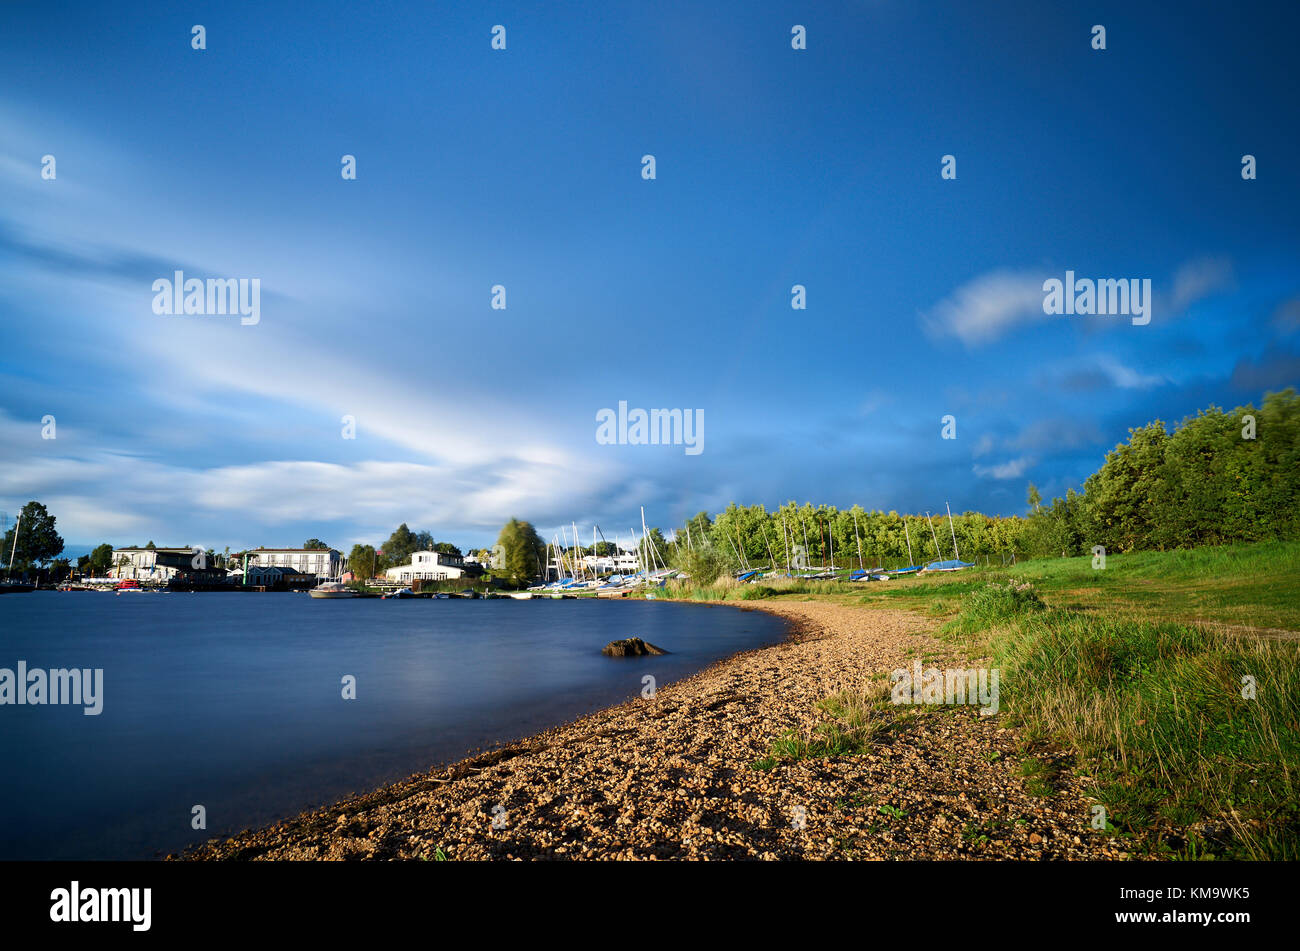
top-left (496, 518), bottom-right (544, 586)
top-left (675, 545), bottom-right (726, 585)
top-left (637, 527), bottom-right (669, 568)
top-left (1, 501), bottom-right (65, 571)
top-left (347, 544), bottom-right (377, 579)
top-left (380, 524), bottom-right (419, 569)
top-left (302, 538), bottom-right (330, 551)
top-left (49, 558), bottom-right (72, 582)
top-left (88, 543), bottom-right (114, 575)
top-left (433, 541), bottom-right (462, 557)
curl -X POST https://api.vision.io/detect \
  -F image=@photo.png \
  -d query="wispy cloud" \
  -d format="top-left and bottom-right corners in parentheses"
top-left (921, 270), bottom-right (1047, 347)
top-left (973, 456), bottom-right (1034, 480)
top-left (1168, 256), bottom-right (1234, 314)
top-left (1058, 355), bottom-right (1166, 392)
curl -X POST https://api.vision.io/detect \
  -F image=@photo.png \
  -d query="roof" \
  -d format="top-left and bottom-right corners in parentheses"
top-left (252, 548), bottom-right (341, 554)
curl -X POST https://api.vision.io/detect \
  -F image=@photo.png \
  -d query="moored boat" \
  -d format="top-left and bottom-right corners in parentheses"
top-left (309, 581), bottom-right (358, 599)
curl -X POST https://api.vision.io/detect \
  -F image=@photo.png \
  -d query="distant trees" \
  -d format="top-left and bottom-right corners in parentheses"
top-left (302, 538), bottom-right (330, 551)
top-left (496, 519), bottom-right (545, 586)
top-left (1024, 389), bottom-right (1300, 555)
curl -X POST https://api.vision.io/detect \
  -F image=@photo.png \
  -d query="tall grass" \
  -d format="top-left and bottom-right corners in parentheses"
top-left (944, 580), bottom-right (1300, 859)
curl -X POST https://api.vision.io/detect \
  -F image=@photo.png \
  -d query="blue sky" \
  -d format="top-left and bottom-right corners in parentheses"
top-left (1, 0), bottom-right (1297, 554)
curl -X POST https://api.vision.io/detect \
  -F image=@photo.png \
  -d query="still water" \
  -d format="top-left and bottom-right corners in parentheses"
top-left (0, 593), bottom-right (787, 859)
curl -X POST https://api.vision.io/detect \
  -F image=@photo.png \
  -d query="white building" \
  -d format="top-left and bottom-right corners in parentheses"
top-left (384, 550), bottom-right (466, 583)
top-left (250, 548), bottom-right (343, 580)
top-left (581, 551), bottom-right (642, 573)
top-left (110, 547), bottom-right (195, 581)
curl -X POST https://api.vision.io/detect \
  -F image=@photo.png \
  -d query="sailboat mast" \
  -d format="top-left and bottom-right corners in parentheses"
top-left (946, 502), bottom-right (960, 560)
top-left (6, 512), bottom-right (20, 579)
top-left (926, 512), bottom-right (942, 560)
top-left (781, 514), bottom-right (790, 572)
top-left (904, 518), bottom-right (915, 566)
top-left (853, 511), bottom-right (864, 570)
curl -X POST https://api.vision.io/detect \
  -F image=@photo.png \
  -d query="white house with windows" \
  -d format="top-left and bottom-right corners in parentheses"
top-left (581, 551), bottom-right (642, 574)
top-left (109, 547), bottom-right (196, 581)
top-left (384, 550), bottom-right (466, 583)
top-left (250, 548), bottom-right (343, 580)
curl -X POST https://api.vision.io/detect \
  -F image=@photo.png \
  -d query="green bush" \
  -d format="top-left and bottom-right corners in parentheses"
top-left (953, 579), bottom-right (1046, 631)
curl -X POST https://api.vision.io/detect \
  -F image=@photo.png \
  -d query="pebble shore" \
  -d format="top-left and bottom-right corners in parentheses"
top-left (183, 600), bottom-right (1128, 860)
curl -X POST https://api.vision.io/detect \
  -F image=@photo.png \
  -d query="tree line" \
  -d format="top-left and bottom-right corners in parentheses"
top-left (534, 389), bottom-right (1300, 585)
top-left (8, 390), bottom-right (1294, 586)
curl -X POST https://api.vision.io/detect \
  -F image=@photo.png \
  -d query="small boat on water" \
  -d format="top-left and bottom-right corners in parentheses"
top-left (0, 581), bottom-right (35, 594)
top-left (309, 582), bottom-right (358, 599)
top-left (115, 579), bottom-right (145, 592)
top-left (381, 587), bottom-right (415, 599)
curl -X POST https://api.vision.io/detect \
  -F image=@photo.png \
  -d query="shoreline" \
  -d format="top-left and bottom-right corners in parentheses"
top-left (182, 599), bottom-right (1125, 861)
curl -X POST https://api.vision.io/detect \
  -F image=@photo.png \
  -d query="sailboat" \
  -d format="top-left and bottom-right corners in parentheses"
top-left (922, 503), bottom-right (976, 571)
top-left (890, 517), bottom-right (923, 576)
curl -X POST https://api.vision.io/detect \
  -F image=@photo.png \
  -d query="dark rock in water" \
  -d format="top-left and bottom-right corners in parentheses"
top-left (601, 637), bottom-right (668, 657)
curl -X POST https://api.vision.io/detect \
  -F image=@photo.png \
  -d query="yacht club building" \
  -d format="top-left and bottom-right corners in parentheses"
top-left (250, 548), bottom-right (344, 580)
top-left (384, 550), bottom-right (467, 583)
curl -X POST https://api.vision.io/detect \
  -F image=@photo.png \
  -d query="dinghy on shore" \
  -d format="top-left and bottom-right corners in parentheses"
top-left (922, 559), bottom-right (975, 572)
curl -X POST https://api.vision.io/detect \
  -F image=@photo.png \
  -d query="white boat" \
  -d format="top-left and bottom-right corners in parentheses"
top-left (309, 582), bottom-right (358, 599)
top-left (382, 587), bottom-right (415, 599)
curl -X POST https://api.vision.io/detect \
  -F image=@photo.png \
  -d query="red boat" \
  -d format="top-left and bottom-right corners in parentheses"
top-left (115, 579), bottom-right (142, 591)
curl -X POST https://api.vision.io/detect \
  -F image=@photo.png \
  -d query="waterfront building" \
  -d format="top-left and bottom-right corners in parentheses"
top-left (109, 547), bottom-right (197, 581)
top-left (384, 550), bottom-right (467, 583)
top-left (249, 548), bottom-right (343, 580)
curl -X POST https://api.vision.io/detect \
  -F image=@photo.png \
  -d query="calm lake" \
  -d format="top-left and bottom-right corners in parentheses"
top-left (0, 593), bottom-right (788, 860)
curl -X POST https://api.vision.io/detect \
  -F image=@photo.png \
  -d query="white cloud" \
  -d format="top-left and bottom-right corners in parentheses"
top-left (921, 270), bottom-right (1048, 346)
top-left (1168, 256), bottom-right (1234, 313)
top-left (1093, 355), bottom-right (1165, 390)
top-left (973, 456), bottom-right (1034, 480)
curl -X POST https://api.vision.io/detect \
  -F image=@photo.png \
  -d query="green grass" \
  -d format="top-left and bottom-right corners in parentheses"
top-left (862, 539), bottom-right (1300, 632)
top-left (938, 567), bottom-right (1300, 859)
top-left (752, 682), bottom-right (897, 769)
top-left (670, 538), bottom-right (1300, 632)
top-left (715, 540), bottom-right (1300, 858)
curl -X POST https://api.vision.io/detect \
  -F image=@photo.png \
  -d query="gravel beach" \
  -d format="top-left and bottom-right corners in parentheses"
top-left (183, 600), bottom-right (1127, 861)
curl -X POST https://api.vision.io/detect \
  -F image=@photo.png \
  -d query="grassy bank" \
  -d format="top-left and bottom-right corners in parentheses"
top-left (669, 540), bottom-right (1300, 859)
